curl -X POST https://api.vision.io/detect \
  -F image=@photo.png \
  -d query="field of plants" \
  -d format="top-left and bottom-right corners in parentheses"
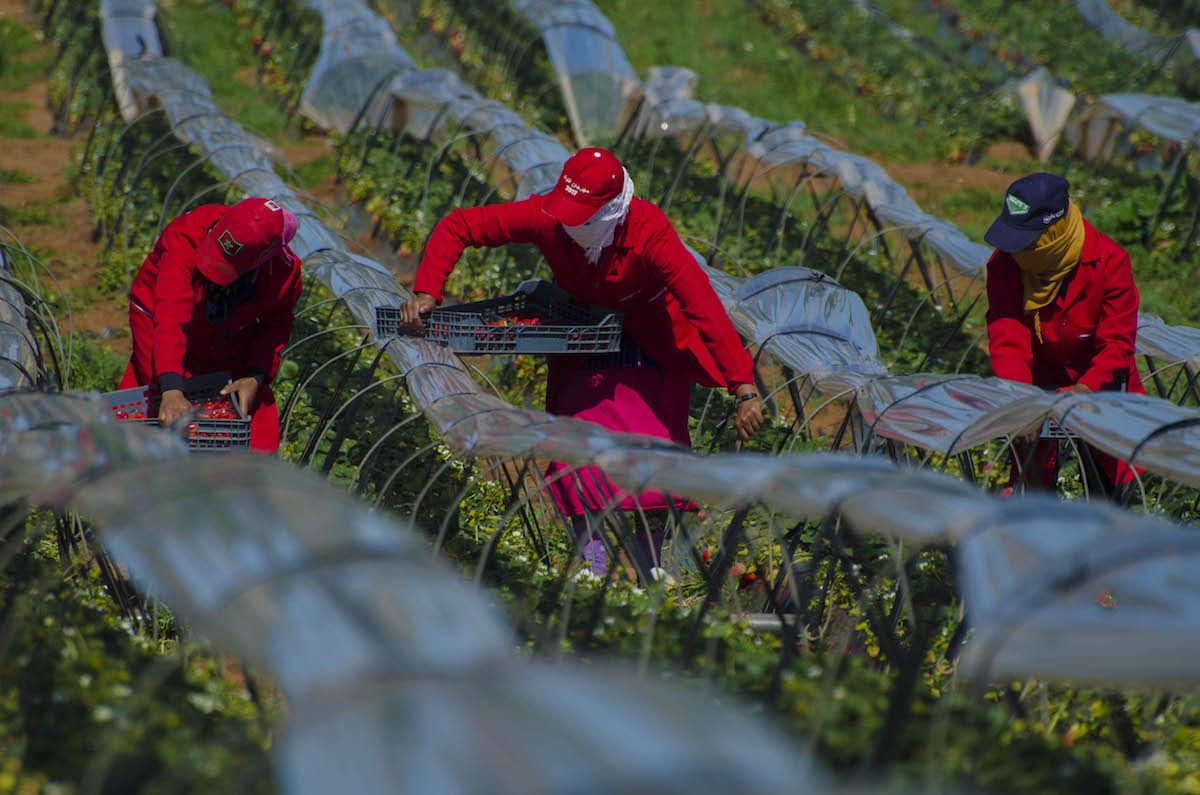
top-left (3, 0), bottom-right (1200, 792)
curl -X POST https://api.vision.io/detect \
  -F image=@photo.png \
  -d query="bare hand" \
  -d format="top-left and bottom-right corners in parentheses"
top-left (399, 292), bottom-right (437, 332)
top-left (733, 384), bottom-right (764, 441)
top-left (157, 389), bottom-right (192, 427)
top-left (220, 376), bottom-right (260, 416)
top-left (1015, 425), bottom-right (1040, 445)
top-left (1056, 383), bottom-right (1091, 394)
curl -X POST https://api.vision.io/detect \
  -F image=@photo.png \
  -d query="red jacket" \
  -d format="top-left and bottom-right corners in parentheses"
top-left (128, 204), bottom-right (302, 389)
top-left (414, 194), bottom-right (755, 390)
top-left (985, 220), bottom-right (1143, 394)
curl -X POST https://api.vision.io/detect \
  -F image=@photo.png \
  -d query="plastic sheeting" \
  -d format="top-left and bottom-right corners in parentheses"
top-left (100, 0), bottom-right (164, 123)
top-left (1073, 0), bottom-right (1200, 67)
top-left (1003, 68), bottom-right (1076, 161)
top-left (857, 375), bottom-right (1048, 455)
top-left (728, 267), bottom-right (887, 390)
top-left (360, 67), bottom-right (571, 198)
top-left (1138, 313), bottom-right (1200, 368)
top-left (27, 443), bottom-right (822, 795)
top-left (0, 392), bottom-right (187, 505)
top-left (277, 660), bottom-right (822, 795)
top-left (510, 0), bottom-right (639, 147)
top-left (957, 498), bottom-right (1200, 687)
top-left (1071, 92), bottom-right (1200, 161)
top-left (298, 0), bottom-right (416, 133)
top-left (0, 252), bottom-right (39, 391)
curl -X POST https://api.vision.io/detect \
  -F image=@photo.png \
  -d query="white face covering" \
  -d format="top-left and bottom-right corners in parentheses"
top-left (562, 167), bottom-right (634, 264)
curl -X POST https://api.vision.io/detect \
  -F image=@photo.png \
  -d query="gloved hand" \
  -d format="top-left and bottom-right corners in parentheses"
top-left (157, 389), bottom-right (192, 427)
top-left (733, 383), bottom-right (764, 441)
top-left (399, 292), bottom-right (437, 332)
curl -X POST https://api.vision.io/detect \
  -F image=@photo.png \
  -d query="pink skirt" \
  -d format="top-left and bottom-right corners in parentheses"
top-left (543, 343), bottom-right (696, 517)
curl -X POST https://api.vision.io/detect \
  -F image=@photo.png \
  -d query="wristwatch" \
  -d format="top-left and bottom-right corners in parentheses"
top-left (736, 391), bottom-right (759, 404)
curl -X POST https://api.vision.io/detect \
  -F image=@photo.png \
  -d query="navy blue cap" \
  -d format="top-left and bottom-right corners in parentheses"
top-left (984, 173), bottom-right (1070, 253)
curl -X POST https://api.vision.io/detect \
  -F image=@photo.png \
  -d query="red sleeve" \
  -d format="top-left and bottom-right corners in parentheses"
top-left (413, 199), bottom-right (545, 303)
top-left (245, 251), bottom-right (302, 383)
top-left (984, 251), bottom-right (1034, 384)
top-left (642, 208), bottom-right (755, 391)
top-left (1078, 244), bottom-right (1139, 392)
top-left (149, 221), bottom-right (202, 384)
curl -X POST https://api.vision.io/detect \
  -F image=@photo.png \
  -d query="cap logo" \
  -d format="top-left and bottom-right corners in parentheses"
top-left (1042, 207), bottom-right (1065, 225)
top-left (217, 229), bottom-right (244, 258)
top-left (1005, 194), bottom-right (1030, 216)
top-left (264, 200), bottom-right (282, 212)
top-left (563, 177), bottom-right (589, 197)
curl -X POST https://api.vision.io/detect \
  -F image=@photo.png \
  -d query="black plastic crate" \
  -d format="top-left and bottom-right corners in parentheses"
top-left (376, 280), bottom-right (623, 355)
top-left (103, 372), bottom-right (251, 452)
top-left (1039, 418), bottom-right (1075, 440)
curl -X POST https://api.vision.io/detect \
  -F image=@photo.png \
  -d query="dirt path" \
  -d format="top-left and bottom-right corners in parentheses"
top-left (0, 75), bottom-right (123, 336)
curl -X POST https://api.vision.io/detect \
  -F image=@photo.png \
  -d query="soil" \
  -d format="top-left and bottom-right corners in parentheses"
top-left (0, 76), bottom-right (124, 335)
top-left (887, 141), bottom-right (1031, 208)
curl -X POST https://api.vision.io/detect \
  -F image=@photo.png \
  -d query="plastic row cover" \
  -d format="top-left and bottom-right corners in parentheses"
top-left (509, 0), bottom-right (639, 146)
top-left (597, 442), bottom-right (1200, 688)
top-left (299, 0), bottom-right (416, 134)
top-left (0, 392), bottom-right (186, 505)
top-left (1073, 0), bottom-right (1200, 66)
top-left (100, 0), bottom-right (165, 123)
top-left (377, 68), bottom-right (570, 199)
top-left (1070, 92), bottom-right (1200, 160)
top-left (0, 250), bottom-right (39, 391)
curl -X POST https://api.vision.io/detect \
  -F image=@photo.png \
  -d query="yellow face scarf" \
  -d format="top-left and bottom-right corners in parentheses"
top-left (1012, 200), bottom-right (1085, 342)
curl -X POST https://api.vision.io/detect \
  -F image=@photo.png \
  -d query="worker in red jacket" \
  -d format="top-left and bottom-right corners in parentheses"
top-left (399, 148), bottom-right (763, 578)
top-left (984, 172), bottom-right (1143, 495)
top-left (119, 197), bottom-right (302, 454)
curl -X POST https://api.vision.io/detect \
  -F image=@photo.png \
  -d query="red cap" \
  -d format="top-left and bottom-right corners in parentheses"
top-left (542, 148), bottom-right (625, 227)
top-left (195, 197), bottom-right (290, 286)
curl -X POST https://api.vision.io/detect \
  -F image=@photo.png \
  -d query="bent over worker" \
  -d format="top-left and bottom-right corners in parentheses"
top-left (399, 147), bottom-right (763, 577)
top-left (984, 172), bottom-right (1144, 495)
top-left (120, 197), bottom-right (302, 454)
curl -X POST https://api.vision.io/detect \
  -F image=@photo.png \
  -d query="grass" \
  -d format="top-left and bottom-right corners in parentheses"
top-left (0, 198), bottom-right (66, 226)
top-left (288, 151), bottom-right (336, 191)
top-left (63, 332), bottom-right (128, 392)
top-left (157, 0), bottom-right (293, 140)
top-left (593, 0), bottom-right (943, 163)
top-left (0, 99), bottom-right (39, 138)
top-left (0, 166), bottom-right (36, 183)
top-left (0, 18), bottom-right (49, 91)
top-left (921, 182), bottom-right (1003, 240)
